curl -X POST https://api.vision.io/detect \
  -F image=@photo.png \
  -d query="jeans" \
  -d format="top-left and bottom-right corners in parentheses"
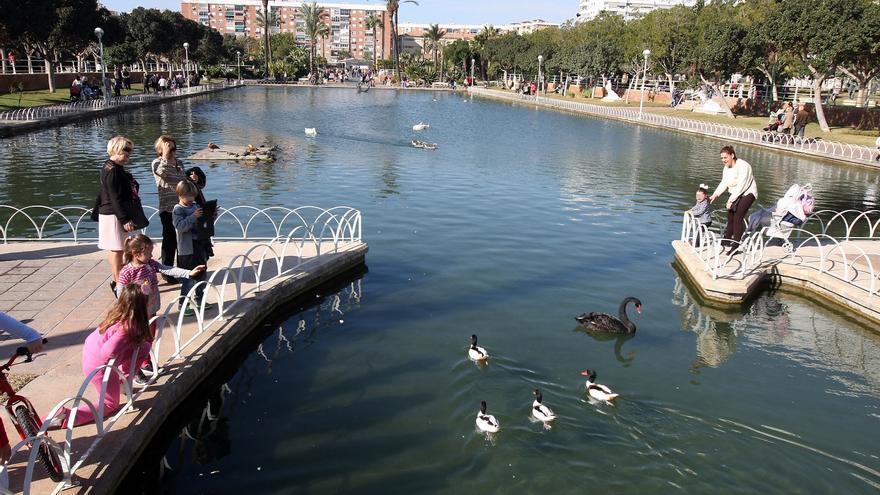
top-left (794, 125), bottom-right (806, 138)
top-left (159, 211), bottom-right (177, 266)
top-left (178, 243), bottom-right (207, 307)
top-left (723, 194), bottom-right (755, 248)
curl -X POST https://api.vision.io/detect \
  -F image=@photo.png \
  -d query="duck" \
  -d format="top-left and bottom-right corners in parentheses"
top-left (246, 144), bottom-right (257, 153)
top-left (531, 389), bottom-right (556, 422)
top-left (304, 128), bottom-right (318, 137)
top-left (581, 369), bottom-right (619, 403)
top-left (468, 334), bottom-right (488, 361)
top-left (412, 122), bottom-right (430, 131)
top-left (207, 142), bottom-right (219, 150)
top-left (576, 297), bottom-right (642, 334)
top-left (476, 400), bottom-right (500, 433)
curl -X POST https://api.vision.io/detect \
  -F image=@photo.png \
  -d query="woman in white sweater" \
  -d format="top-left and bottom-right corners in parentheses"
top-left (709, 146), bottom-right (758, 254)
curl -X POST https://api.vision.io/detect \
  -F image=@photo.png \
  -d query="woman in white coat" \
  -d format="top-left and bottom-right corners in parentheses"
top-left (709, 146), bottom-right (758, 254)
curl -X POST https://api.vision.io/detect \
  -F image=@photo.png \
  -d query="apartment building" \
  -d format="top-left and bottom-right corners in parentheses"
top-left (397, 19), bottom-right (559, 54)
top-left (180, 1), bottom-right (391, 62)
top-left (576, 0), bottom-right (698, 22)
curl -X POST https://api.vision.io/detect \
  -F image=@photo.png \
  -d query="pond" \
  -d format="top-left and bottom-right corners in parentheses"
top-left (2, 87), bottom-right (880, 493)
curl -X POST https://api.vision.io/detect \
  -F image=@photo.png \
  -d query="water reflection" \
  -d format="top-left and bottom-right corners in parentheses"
top-left (574, 326), bottom-right (636, 366)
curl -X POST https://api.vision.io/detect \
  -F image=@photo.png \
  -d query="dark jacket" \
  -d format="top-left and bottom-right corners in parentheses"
top-left (98, 160), bottom-right (140, 223)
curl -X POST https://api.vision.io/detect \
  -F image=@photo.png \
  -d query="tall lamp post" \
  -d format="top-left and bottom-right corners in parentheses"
top-left (94, 27), bottom-right (110, 105)
top-left (183, 42), bottom-right (191, 88)
top-left (638, 48), bottom-right (650, 119)
top-left (236, 51), bottom-right (242, 83)
top-left (537, 54), bottom-right (543, 94)
top-left (470, 57), bottom-right (475, 86)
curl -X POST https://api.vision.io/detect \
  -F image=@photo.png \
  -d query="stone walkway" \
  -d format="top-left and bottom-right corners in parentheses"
top-left (0, 240), bottom-right (367, 494)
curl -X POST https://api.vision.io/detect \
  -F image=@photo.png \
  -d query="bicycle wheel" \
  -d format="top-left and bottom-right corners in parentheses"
top-left (14, 406), bottom-right (64, 482)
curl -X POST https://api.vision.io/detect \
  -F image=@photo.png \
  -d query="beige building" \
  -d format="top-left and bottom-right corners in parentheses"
top-left (180, 1), bottom-right (392, 62)
top-left (397, 19), bottom-right (559, 54)
top-left (576, 0), bottom-right (698, 22)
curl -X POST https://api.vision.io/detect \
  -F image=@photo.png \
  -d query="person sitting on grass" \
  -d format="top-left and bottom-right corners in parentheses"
top-left (172, 180), bottom-right (214, 316)
top-left (44, 285), bottom-right (152, 428)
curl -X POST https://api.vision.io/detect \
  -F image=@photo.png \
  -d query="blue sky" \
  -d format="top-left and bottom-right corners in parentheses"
top-left (101, 0), bottom-right (575, 24)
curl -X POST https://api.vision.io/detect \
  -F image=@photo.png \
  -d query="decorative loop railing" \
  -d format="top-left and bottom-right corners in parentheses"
top-left (680, 209), bottom-right (879, 298)
top-left (0, 204), bottom-right (361, 245)
top-left (0, 83), bottom-right (240, 122)
top-left (469, 88), bottom-right (880, 165)
top-left (0, 204), bottom-right (362, 494)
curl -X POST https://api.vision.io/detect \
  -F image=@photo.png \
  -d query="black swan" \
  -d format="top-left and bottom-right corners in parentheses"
top-left (575, 297), bottom-right (642, 334)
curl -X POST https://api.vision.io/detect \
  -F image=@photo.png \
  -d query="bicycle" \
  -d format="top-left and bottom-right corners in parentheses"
top-left (0, 341), bottom-right (65, 482)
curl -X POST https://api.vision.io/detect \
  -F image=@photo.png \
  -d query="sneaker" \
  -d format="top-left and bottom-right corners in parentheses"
top-left (141, 362), bottom-right (156, 377)
top-left (134, 370), bottom-right (150, 388)
top-left (181, 307), bottom-right (196, 317)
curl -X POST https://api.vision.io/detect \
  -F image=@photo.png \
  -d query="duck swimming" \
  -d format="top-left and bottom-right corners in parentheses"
top-left (476, 400), bottom-right (500, 433)
top-left (581, 369), bottom-right (618, 403)
top-left (576, 297), bottom-right (642, 334)
top-left (531, 389), bottom-right (556, 422)
top-left (468, 334), bottom-right (488, 361)
top-left (304, 128), bottom-right (318, 137)
top-left (412, 122), bottom-right (430, 131)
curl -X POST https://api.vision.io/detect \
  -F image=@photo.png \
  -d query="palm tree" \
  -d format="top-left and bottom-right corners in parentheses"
top-left (473, 25), bottom-right (499, 81)
top-left (301, 2), bottom-right (327, 73)
top-left (365, 14), bottom-right (381, 66)
top-left (423, 24), bottom-right (445, 71)
top-left (259, 0), bottom-right (274, 76)
top-left (386, 0), bottom-right (419, 83)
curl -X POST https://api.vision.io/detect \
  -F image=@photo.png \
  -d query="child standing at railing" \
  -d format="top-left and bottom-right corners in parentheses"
top-left (690, 184), bottom-right (713, 246)
top-left (44, 285), bottom-right (153, 428)
top-left (117, 234), bottom-right (204, 383)
top-left (173, 181), bottom-right (213, 316)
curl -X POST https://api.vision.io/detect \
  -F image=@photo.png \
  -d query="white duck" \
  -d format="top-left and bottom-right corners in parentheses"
top-left (582, 369), bottom-right (619, 403)
top-left (468, 334), bottom-right (488, 361)
top-left (531, 389), bottom-right (556, 422)
top-left (304, 128), bottom-right (318, 137)
top-left (412, 122), bottom-right (430, 131)
top-left (476, 401), bottom-right (500, 433)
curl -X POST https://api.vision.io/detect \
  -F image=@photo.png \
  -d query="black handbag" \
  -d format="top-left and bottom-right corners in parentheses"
top-left (89, 193), bottom-right (101, 222)
top-left (129, 197), bottom-right (150, 230)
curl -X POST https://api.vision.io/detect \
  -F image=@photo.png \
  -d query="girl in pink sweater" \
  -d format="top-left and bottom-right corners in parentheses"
top-left (46, 285), bottom-right (154, 427)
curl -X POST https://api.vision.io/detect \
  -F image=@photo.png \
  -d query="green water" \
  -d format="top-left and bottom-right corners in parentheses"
top-left (1, 87), bottom-right (879, 493)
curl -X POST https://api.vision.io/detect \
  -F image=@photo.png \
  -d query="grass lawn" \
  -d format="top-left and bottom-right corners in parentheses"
top-left (0, 84), bottom-right (145, 112)
top-left (489, 87), bottom-right (880, 148)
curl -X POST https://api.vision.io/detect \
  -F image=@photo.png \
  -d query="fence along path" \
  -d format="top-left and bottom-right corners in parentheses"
top-left (0, 204), bottom-right (364, 494)
top-left (469, 88), bottom-right (880, 167)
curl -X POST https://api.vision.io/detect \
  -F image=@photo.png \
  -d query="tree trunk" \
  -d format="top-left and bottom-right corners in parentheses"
top-left (0, 48), bottom-right (5, 75)
top-left (808, 66), bottom-right (830, 132)
top-left (667, 73), bottom-right (675, 101)
top-left (44, 58), bottom-right (55, 92)
top-left (26, 52), bottom-right (33, 74)
top-left (262, 0), bottom-right (271, 76)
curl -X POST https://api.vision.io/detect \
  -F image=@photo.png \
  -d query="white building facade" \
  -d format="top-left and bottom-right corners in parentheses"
top-left (576, 0), bottom-right (698, 22)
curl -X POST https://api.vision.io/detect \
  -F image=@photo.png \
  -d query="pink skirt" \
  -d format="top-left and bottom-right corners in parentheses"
top-left (97, 214), bottom-right (127, 251)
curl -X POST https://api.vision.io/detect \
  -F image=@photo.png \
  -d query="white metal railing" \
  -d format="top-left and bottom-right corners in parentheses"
top-left (0, 83), bottom-right (240, 122)
top-left (0, 204), bottom-right (360, 245)
top-left (680, 209), bottom-right (880, 297)
top-left (469, 88), bottom-right (880, 165)
top-left (0, 204), bottom-right (362, 494)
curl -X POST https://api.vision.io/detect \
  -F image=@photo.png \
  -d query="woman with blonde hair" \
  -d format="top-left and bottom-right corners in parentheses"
top-left (96, 136), bottom-right (147, 294)
top-left (151, 135), bottom-right (188, 283)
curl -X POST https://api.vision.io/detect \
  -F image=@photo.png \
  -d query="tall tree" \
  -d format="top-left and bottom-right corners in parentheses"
top-left (423, 24), bottom-right (445, 71)
top-left (386, 0), bottom-right (418, 83)
top-left (260, 0), bottom-right (272, 76)
top-left (257, 5), bottom-right (277, 75)
top-left (837, 0), bottom-right (880, 107)
top-left (301, 2), bottom-right (326, 73)
top-left (473, 25), bottom-right (499, 80)
top-left (365, 14), bottom-right (381, 66)
top-left (642, 6), bottom-right (696, 99)
top-left (770, 0), bottom-right (867, 131)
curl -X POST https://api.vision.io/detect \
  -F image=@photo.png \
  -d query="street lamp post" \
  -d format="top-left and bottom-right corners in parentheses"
top-left (236, 51), bottom-right (242, 83)
top-left (183, 42), bottom-right (191, 88)
top-left (470, 57), bottom-right (475, 86)
top-left (537, 55), bottom-right (543, 94)
top-left (639, 49), bottom-right (651, 119)
top-left (94, 27), bottom-right (110, 105)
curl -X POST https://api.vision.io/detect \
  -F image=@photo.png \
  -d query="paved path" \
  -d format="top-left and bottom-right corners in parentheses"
top-left (0, 240), bottom-right (367, 494)
top-left (673, 240), bottom-right (880, 325)
top-left (469, 87), bottom-right (880, 168)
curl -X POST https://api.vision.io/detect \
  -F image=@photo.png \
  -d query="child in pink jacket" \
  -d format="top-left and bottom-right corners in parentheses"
top-left (46, 285), bottom-right (153, 427)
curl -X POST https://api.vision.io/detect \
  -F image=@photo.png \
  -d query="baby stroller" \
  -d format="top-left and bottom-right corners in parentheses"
top-left (748, 184), bottom-right (815, 252)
